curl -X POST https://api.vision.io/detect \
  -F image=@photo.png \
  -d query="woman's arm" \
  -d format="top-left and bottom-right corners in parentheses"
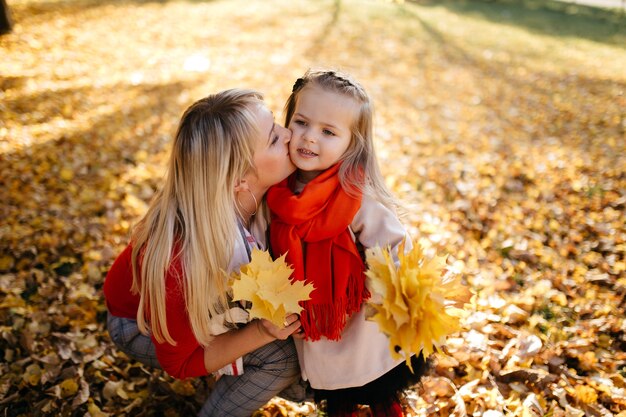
top-left (153, 269), bottom-right (301, 379)
top-left (203, 316), bottom-right (301, 374)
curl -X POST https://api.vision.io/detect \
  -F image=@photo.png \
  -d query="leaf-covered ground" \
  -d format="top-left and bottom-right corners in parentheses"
top-left (1, 0), bottom-right (625, 415)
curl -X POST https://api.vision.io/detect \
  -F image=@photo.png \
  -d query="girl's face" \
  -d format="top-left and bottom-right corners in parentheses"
top-left (288, 85), bottom-right (358, 183)
top-left (246, 104), bottom-right (295, 190)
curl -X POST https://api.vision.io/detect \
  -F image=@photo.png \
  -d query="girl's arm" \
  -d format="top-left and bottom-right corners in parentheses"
top-left (351, 194), bottom-right (411, 259)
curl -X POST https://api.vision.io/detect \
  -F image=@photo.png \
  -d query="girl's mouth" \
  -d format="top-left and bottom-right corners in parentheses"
top-left (297, 148), bottom-right (318, 157)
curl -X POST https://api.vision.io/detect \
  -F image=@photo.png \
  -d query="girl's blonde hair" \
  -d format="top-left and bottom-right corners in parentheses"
top-left (284, 69), bottom-right (397, 210)
top-left (130, 89), bottom-right (264, 346)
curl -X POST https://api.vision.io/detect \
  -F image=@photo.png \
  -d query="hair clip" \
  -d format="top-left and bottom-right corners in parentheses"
top-left (292, 78), bottom-right (305, 92)
top-left (325, 71), bottom-right (353, 88)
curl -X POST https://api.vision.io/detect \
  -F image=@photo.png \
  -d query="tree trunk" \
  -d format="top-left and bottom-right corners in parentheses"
top-left (0, 0), bottom-right (12, 35)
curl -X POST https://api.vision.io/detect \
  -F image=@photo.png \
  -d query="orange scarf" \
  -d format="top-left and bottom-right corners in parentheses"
top-left (267, 165), bottom-right (369, 341)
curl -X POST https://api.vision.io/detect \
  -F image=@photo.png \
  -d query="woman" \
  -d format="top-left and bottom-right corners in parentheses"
top-left (104, 89), bottom-right (303, 416)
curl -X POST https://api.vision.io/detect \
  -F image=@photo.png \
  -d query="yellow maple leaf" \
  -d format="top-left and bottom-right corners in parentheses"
top-left (365, 239), bottom-right (472, 372)
top-left (231, 249), bottom-right (315, 328)
top-left (441, 274), bottom-right (473, 308)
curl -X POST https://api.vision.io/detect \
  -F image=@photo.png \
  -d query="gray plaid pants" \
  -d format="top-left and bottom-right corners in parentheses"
top-left (107, 313), bottom-right (306, 416)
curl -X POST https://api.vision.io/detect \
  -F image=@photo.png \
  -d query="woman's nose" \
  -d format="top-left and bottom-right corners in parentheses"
top-left (282, 127), bottom-right (292, 144)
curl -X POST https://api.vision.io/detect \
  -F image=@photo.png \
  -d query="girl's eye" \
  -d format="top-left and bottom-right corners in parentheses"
top-left (294, 119), bottom-right (306, 126)
top-left (271, 135), bottom-right (279, 145)
top-left (323, 129), bottom-right (335, 136)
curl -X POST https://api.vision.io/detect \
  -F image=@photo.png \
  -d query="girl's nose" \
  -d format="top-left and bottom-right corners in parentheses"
top-left (303, 129), bottom-right (316, 143)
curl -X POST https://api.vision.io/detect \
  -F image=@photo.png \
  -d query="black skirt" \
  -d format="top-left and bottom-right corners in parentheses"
top-left (314, 353), bottom-right (429, 414)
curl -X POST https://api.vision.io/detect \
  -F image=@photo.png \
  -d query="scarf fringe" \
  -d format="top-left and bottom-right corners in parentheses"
top-left (301, 271), bottom-right (371, 341)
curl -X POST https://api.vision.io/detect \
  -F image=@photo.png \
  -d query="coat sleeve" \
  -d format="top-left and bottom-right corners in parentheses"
top-left (351, 194), bottom-right (412, 262)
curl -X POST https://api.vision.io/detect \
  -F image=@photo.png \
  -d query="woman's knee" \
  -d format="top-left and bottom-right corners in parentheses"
top-left (106, 313), bottom-right (160, 368)
top-left (106, 313), bottom-right (125, 348)
top-left (246, 339), bottom-right (299, 376)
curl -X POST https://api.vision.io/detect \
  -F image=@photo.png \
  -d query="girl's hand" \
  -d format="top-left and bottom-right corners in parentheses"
top-left (256, 314), bottom-right (301, 341)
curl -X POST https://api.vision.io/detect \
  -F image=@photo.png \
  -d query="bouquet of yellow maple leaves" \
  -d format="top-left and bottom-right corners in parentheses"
top-left (365, 239), bottom-right (472, 372)
top-left (230, 248), bottom-right (315, 328)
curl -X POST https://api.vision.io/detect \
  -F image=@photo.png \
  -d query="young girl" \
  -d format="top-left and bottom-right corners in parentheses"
top-left (267, 70), bottom-right (427, 416)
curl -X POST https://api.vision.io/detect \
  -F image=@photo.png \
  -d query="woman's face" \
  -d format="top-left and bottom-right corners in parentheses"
top-left (246, 103), bottom-right (295, 191)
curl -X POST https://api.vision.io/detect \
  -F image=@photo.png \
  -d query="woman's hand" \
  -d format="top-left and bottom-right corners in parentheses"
top-left (203, 314), bottom-right (302, 374)
top-left (255, 314), bottom-right (301, 341)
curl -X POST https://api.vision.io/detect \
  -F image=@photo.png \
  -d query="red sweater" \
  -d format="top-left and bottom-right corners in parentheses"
top-left (103, 244), bottom-right (207, 379)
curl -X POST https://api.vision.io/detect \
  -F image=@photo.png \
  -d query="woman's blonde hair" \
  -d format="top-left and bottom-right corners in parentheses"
top-left (130, 89), bottom-right (264, 346)
top-left (284, 69), bottom-right (397, 210)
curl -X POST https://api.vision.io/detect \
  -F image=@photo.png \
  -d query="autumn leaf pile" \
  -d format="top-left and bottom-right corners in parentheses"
top-left (1, 0), bottom-right (625, 415)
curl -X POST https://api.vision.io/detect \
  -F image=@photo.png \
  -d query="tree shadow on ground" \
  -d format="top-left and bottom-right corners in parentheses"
top-left (393, 5), bottom-right (625, 156)
top-left (0, 78), bottom-right (194, 268)
top-left (409, 0), bottom-right (626, 47)
top-left (306, 0), bottom-right (342, 60)
top-left (6, 0), bottom-right (219, 25)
